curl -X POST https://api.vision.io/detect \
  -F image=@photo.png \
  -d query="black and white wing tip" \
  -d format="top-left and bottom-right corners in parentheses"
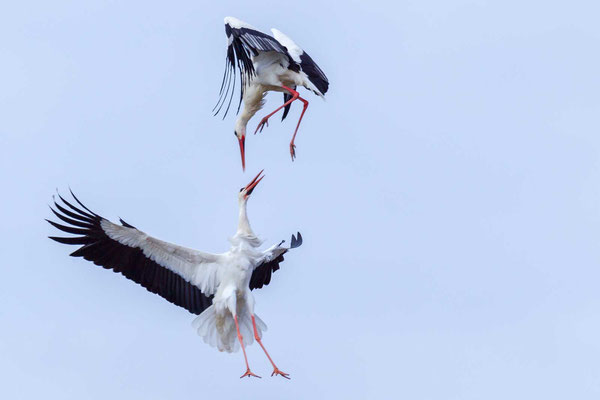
top-left (47, 191), bottom-right (212, 315)
top-left (214, 17), bottom-right (291, 119)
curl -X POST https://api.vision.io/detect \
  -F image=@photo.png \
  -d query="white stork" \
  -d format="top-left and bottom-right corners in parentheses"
top-left (214, 16), bottom-right (329, 170)
top-left (47, 171), bottom-right (302, 379)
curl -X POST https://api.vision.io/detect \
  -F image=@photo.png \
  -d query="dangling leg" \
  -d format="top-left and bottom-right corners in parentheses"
top-left (251, 315), bottom-right (290, 379)
top-left (289, 96), bottom-right (308, 161)
top-left (235, 315), bottom-right (261, 379)
top-left (254, 85), bottom-right (299, 134)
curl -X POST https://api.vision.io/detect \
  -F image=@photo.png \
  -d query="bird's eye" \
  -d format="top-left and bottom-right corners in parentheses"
top-left (239, 188), bottom-right (244, 192)
top-left (233, 131), bottom-right (237, 136)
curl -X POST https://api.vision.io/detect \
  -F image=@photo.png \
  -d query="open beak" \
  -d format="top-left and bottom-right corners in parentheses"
top-left (238, 135), bottom-right (246, 171)
top-left (244, 169), bottom-right (264, 198)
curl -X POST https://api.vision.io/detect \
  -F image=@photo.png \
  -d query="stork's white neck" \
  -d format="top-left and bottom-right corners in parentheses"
top-left (237, 200), bottom-right (253, 235)
top-left (231, 199), bottom-right (262, 248)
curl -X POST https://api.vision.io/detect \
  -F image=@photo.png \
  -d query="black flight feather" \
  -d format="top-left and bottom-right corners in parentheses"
top-left (47, 192), bottom-right (213, 315)
top-left (249, 232), bottom-right (303, 290)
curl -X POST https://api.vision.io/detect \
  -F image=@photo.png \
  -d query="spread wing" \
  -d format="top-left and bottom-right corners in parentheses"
top-left (47, 191), bottom-right (225, 315)
top-left (249, 232), bottom-right (303, 290)
top-left (214, 17), bottom-right (292, 119)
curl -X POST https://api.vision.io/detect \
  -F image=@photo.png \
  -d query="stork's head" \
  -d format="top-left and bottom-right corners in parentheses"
top-left (238, 169), bottom-right (264, 203)
top-left (234, 123), bottom-right (246, 171)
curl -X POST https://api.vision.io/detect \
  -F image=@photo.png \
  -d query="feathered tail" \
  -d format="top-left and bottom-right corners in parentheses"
top-left (192, 306), bottom-right (267, 353)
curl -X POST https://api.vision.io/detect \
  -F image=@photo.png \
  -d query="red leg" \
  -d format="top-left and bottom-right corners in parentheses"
top-left (254, 85), bottom-right (299, 135)
top-left (289, 97), bottom-right (308, 161)
top-left (251, 315), bottom-right (290, 379)
top-left (235, 315), bottom-right (261, 379)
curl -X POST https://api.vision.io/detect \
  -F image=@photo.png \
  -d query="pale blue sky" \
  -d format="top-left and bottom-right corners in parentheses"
top-left (1, 1), bottom-right (600, 398)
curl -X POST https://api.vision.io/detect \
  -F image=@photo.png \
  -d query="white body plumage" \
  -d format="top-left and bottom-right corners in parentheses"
top-left (193, 213), bottom-right (268, 353)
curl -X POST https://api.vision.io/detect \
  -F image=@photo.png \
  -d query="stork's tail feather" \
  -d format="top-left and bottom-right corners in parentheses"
top-left (192, 306), bottom-right (267, 353)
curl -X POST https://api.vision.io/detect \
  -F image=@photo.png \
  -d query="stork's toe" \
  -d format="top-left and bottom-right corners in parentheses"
top-left (240, 368), bottom-right (261, 379)
top-left (271, 368), bottom-right (290, 379)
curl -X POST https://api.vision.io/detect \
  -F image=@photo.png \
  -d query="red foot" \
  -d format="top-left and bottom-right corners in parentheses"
top-left (271, 368), bottom-right (290, 379)
top-left (290, 143), bottom-right (296, 161)
top-left (254, 116), bottom-right (270, 134)
top-left (240, 368), bottom-right (261, 379)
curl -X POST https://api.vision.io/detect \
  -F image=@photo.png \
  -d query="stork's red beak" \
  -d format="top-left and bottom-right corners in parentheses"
top-left (244, 169), bottom-right (264, 197)
top-left (238, 135), bottom-right (246, 171)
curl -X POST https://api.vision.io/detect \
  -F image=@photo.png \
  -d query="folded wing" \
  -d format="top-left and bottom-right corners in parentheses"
top-left (271, 28), bottom-right (329, 96)
top-left (47, 191), bottom-right (224, 315)
top-left (214, 17), bottom-right (293, 118)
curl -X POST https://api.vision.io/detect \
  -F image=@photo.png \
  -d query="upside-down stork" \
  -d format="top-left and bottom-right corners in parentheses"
top-left (214, 16), bottom-right (329, 170)
top-left (47, 171), bottom-right (302, 379)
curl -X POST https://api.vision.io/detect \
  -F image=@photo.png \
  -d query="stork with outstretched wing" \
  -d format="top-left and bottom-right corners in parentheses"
top-left (214, 16), bottom-right (329, 170)
top-left (47, 170), bottom-right (302, 379)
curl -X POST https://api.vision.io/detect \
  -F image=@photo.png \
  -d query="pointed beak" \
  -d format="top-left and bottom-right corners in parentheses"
top-left (238, 135), bottom-right (246, 172)
top-left (244, 169), bottom-right (264, 198)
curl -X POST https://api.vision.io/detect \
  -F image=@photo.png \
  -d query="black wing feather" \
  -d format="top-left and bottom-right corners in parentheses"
top-left (290, 232), bottom-right (303, 248)
top-left (47, 193), bottom-right (213, 315)
top-left (249, 232), bottom-right (302, 290)
top-left (299, 52), bottom-right (329, 95)
top-left (214, 21), bottom-right (295, 119)
top-left (249, 255), bottom-right (283, 290)
top-left (48, 206), bottom-right (94, 228)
